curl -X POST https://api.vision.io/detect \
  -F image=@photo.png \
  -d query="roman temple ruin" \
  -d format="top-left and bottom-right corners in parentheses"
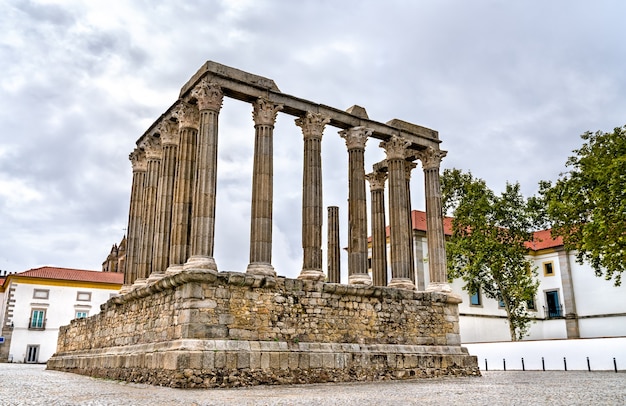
top-left (47, 61), bottom-right (479, 387)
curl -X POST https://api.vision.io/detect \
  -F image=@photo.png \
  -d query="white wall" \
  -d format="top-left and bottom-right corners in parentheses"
top-left (465, 337), bottom-right (626, 371)
top-left (7, 281), bottom-right (117, 363)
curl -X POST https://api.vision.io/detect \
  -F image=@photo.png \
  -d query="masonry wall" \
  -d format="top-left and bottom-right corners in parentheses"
top-left (49, 269), bottom-right (479, 387)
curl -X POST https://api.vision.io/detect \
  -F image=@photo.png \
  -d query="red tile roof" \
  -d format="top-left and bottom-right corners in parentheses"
top-left (16, 266), bottom-right (124, 284)
top-left (526, 229), bottom-right (564, 251)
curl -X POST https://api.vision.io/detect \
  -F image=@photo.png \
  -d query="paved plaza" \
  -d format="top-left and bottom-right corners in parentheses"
top-left (0, 363), bottom-right (624, 405)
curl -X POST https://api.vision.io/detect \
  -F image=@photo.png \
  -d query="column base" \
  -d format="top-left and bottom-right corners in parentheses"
top-left (246, 262), bottom-right (276, 277)
top-left (426, 282), bottom-right (453, 293)
top-left (183, 255), bottom-right (218, 271)
top-left (131, 278), bottom-right (148, 290)
top-left (298, 269), bottom-right (325, 281)
top-left (146, 272), bottom-right (166, 284)
top-left (165, 265), bottom-right (184, 276)
top-left (388, 278), bottom-right (416, 290)
top-left (348, 273), bottom-right (372, 285)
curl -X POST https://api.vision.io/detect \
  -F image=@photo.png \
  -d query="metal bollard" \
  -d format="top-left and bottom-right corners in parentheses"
top-left (542, 357), bottom-right (545, 371)
top-left (503, 358), bottom-right (506, 371)
top-left (587, 357), bottom-right (591, 372)
top-left (485, 358), bottom-right (488, 371)
top-left (522, 357), bottom-right (525, 371)
top-left (564, 357), bottom-right (567, 371)
top-left (614, 358), bottom-right (618, 373)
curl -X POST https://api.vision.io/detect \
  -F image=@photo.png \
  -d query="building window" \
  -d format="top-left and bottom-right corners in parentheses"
top-left (543, 261), bottom-right (554, 276)
top-left (75, 311), bottom-right (88, 319)
top-left (469, 290), bottom-right (482, 306)
top-left (29, 309), bottom-right (46, 330)
top-left (76, 291), bottom-right (92, 302)
top-left (545, 290), bottom-right (562, 318)
top-left (32, 289), bottom-right (49, 299)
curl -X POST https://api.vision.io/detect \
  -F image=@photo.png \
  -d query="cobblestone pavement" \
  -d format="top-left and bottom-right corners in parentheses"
top-left (1, 364), bottom-right (624, 405)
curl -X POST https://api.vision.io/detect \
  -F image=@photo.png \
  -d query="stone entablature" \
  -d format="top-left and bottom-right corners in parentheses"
top-left (48, 269), bottom-right (478, 387)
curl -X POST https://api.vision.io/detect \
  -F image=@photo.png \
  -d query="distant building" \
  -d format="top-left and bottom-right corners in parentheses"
top-left (371, 210), bottom-right (626, 342)
top-left (102, 236), bottom-right (126, 273)
top-left (0, 267), bottom-right (123, 363)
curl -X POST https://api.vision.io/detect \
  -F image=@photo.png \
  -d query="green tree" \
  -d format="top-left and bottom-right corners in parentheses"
top-left (539, 125), bottom-right (626, 286)
top-left (442, 169), bottom-right (540, 341)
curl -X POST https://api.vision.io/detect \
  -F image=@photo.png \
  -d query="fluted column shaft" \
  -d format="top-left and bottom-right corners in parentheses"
top-left (168, 102), bottom-right (199, 271)
top-left (186, 79), bottom-right (224, 271)
top-left (124, 149), bottom-right (146, 286)
top-left (381, 136), bottom-right (415, 290)
top-left (247, 98), bottom-right (283, 276)
top-left (340, 127), bottom-right (372, 285)
top-left (405, 161), bottom-right (417, 284)
top-left (327, 206), bottom-right (341, 283)
top-left (366, 171), bottom-right (388, 286)
top-left (297, 112), bottom-right (330, 281)
top-left (137, 136), bottom-right (162, 281)
top-left (151, 120), bottom-right (179, 275)
top-left (418, 147), bottom-right (450, 292)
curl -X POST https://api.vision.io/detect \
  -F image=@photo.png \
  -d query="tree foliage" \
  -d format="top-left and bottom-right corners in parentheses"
top-left (442, 169), bottom-right (540, 341)
top-left (539, 126), bottom-right (626, 286)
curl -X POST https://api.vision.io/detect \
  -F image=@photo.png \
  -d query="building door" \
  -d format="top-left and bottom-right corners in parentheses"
top-left (545, 291), bottom-right (561, 318)
top-left (26, 345), bottom-right (39, 363)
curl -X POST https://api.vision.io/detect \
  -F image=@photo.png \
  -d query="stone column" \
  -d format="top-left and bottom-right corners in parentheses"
top-left (417, 146), bottom-right (450, 292)
top-left (247, 98), bottom-right (283, 276)
top-left (185, 78), bottom-right (224, 271)
top-left (405, 161), bottom-right (417, 284)
top-left (327, 206), bottom-right (341, 283)
top-left (366, 171), bottom-right (388, 287)
top-left (340, 126), bottom-right (372, 285)
top-left (123, 148), bottom-right (147, 288)
top-left (150, 119), bottom-right (179, 277)
top-left (135, 135), bottom-right (162, 284)
top-left (381, 136), bottom-right (415, 290)
top-left (297, 112), bottom-right (330, 281)
top-left (168, 101), bottom-right (199, 274)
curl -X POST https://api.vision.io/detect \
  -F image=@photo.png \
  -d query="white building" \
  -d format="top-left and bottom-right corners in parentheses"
top-left (373, 210), bottom-right (626, 343)
top-left (0, 267), bottom-right (124, 363)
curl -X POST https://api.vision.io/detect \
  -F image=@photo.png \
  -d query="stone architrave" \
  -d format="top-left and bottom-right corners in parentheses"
top-left (381, 136), bottom-right (415, 290)
top-left (327, 206), bottom-right (341, 283)
top-left (366, 171), bottom-right (388, 287)
top-left (135, 135), bottom-right (162, 284)
top-left (246, 98), bottom-right (283, 276)
top-left (404, 160), bottom-right (417, 284)
top-left (296, 112), bottom-right (330, 281)
top-left (185, 79), bottom-right (224, 271)
top-left (340, 126), bottom-right (372, 285)
top-left (151, 119), bottom-right (179, 278)
top-left (416, 146), bottom-right (450, 293)
top-left (123, 148), bottom-right (147, 288)
top-left (168, 101), bottom-right (199, 274)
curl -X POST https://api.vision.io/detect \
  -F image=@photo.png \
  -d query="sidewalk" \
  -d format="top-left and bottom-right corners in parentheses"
top-left (0, 364), bottom-right (624, 405)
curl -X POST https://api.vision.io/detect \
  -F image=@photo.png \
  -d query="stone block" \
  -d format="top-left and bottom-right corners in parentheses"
top-left (237, 352), bottom-right (250, 369)
top-left (261, 352), bottom-right (270, 369)
top-left (250, 351), bottom-right (261, 369)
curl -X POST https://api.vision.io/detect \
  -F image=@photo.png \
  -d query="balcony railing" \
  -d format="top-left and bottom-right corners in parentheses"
top-left (28, 318), bottom-right (47, 330)
top-left (544, 305), bottom-right (563, 319)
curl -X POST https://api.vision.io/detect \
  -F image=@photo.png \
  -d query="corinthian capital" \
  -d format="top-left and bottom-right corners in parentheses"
top-left (143, 135), bottom-right (162, 160)
top-left (416, 146), bottom-right (447, 170)
top-left (339, 126), bottom-right (372, 150)
top-left (192, 78), bottom-right (224, 111)
top-left (365, 171), bottom-right (387, 191)
top-left (157, 119), bottom-right (179, 145)
top-left (252, 98), bottom-right (283, 127)
top-left (129, 148), bottom-right (147, 172)
top-left (295, 112), bottom-right (330, 140)
top-left (173, 101), bottom-right (200, 130)
top-left (380, 135), bottom-right (411, 160)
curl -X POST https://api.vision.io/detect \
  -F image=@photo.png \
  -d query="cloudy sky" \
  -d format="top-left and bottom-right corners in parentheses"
top-left (1, 0), bottom-right (624, 280)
